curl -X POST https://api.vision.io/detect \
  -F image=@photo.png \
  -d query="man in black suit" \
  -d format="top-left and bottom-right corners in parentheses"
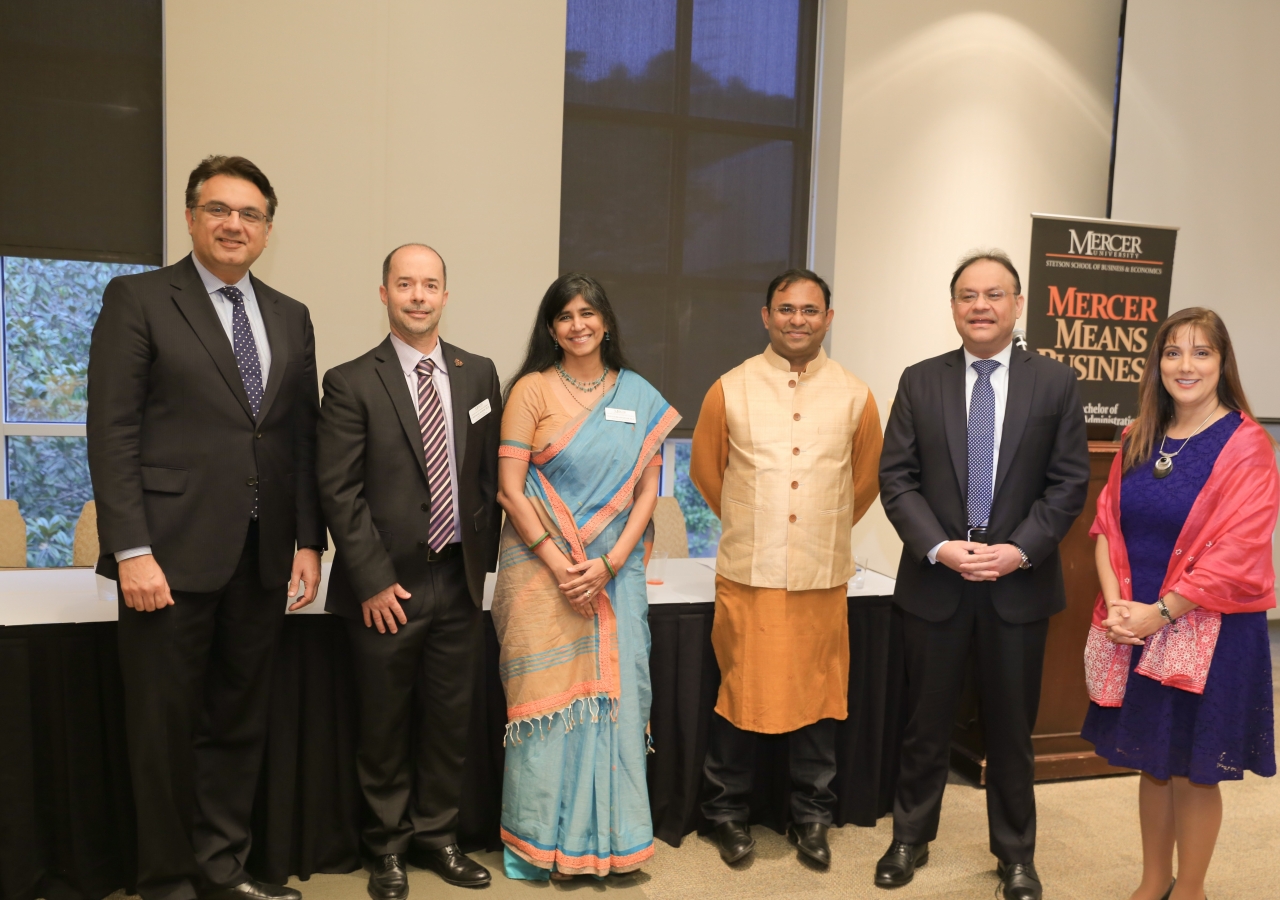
top-left (87, 156), bottom-right (324, 900)
top-left (875, 251), bottom-right (1089, 900)
top-left (318, 244), bottom-right (501, 897)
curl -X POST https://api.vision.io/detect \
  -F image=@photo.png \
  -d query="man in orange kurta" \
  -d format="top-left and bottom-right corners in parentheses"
top-left (691, 269), bottom-right (881, 869)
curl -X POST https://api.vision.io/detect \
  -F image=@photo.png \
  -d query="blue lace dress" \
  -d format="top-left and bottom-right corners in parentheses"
top-left (1081, 412), bottom-right (1275, 783)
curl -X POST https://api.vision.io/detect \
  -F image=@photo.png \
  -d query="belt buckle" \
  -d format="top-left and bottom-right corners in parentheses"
top-left (966, 526), bottom-right (990, 545)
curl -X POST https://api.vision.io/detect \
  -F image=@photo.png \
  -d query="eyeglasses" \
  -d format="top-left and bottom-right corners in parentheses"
top-left (772, 305), bottom-right (826, 319)
top-left (191, 203), bottom-right (271, 225)
top-left (954, 290), bottom-right (1011, 304)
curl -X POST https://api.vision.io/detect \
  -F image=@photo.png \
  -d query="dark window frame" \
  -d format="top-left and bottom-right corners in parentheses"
top-left (560, 0), bottom-right (820, 435)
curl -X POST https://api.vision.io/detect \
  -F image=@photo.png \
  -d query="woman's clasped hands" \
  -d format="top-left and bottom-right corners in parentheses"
top-left (1102, 598), bottom-right (1168, 645)
top-left (558, 556), bottom-right (614, 619)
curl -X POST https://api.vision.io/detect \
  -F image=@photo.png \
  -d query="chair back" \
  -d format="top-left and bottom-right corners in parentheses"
top-left (651, 496), bottom-right (690, 559)
top-left (74, 500), bottom-right (99, 567)
top-left (0, 499), bottom-right (27, 568)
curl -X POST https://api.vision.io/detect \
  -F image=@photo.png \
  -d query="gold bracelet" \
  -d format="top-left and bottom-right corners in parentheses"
top-left (528, 531), bottom-right (550, 551)
top-left (601, 554), bottom-right (617, 579)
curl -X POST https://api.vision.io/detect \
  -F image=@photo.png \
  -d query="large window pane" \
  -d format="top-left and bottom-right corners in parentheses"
top-left (3, 256), bottom-right (152, 423)
top-left (560, 120), bottom-right (673, 274)
top-left (6, 435), bottom-right (91, 567)
top-left (683, 135), bottom-right (794, 280)
top-left (599, 277), bottom-right (669, 392)
top-left (690, 0), bottom-right (800, 126)
top-left (668, 286), bottom-right (768, 418)
top-left (566, 0), bottom-right (678, 112)
top-left (668, 438), bottom-right (720, 557)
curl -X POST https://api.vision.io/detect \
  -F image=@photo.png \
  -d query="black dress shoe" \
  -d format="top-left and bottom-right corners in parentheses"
top-left (874, 840), bottom-right (928, 888)
top-left (202, 879), bottom-right (302, 900)
top-left (996, 861), bottom-right (1043, 900)
top-left (407, 843), bottom-right (491, 888)
top-left (787, 822), bottom-right (831, 867)
top-left (1159, 880), bottom-right (1176, 900)
top-left (367, 855), bottom-right (407, 900)
top-left (711, 821), bottom-right (756, 864)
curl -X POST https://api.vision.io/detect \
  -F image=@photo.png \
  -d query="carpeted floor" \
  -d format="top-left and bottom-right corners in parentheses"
top-left (100, 623), bottom-right (1280, 900)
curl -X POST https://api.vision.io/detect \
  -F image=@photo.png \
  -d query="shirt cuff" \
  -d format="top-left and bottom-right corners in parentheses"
top-left (927, 541), bottom-right (946, 565)
top-left (114, 546), bottom-right (153, 562)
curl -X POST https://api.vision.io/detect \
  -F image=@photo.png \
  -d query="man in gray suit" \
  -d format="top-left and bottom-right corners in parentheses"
top-left (318, 244), bottom-right (501, 897)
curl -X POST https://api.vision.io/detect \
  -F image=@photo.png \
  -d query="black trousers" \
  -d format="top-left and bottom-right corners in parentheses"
top-left (344, 555), bottom-right (480, 857)
top-left (702, 713), bottom-right (838, 825)
top-left (892, 582), bottom-right (1049, 863)
top-left (117, 523), bottom-right (285, 900)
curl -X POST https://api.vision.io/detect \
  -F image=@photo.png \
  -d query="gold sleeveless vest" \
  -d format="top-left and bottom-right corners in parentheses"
top-left (716, 346), bottom-right (870, 591)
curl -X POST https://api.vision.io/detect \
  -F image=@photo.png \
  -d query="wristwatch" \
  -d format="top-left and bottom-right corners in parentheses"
top-left (1011, 543), bottom-right (1031, 570)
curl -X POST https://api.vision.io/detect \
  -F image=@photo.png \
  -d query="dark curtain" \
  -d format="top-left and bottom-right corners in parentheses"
top-left (0, 598), bottom-right (903, 900)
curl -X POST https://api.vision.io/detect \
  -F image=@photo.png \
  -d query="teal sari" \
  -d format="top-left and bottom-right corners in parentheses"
top-left (492, 370), bottom-right (678, 878)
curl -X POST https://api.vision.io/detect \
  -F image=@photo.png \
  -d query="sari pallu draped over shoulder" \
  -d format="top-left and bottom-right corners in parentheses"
top-left (493, 370), bottom-right (680, 735)
top-left (1085, 415), bottom-right (1279, 707)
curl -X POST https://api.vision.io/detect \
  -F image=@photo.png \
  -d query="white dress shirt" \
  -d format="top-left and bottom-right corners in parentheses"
top-left (390, 333), bottom-right (463, 543)
top-left (928, 339), bottom-right (1014, 564)
top-left (114, 256), bottom-right (275, 563)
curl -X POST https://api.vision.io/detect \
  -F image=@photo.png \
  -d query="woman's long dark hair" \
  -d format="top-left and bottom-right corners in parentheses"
top-left (1122, 306), bottom-right (1271, 471)
top-left (503, 273), bottom-right (635, 402)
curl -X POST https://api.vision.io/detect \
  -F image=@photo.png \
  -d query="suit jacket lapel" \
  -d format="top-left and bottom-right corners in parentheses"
top-left (374, 337), bottom-right (432, 487)
top-left (169, 255), bottom-right (255, 422)
top-left (253, 276), bottom-right (289, 423)
top-left (994, 349), bottom-right (1036, 501)
top-left (441, 340), bottom-right (469, 473)
top-left (941, 349), bottom-right (968, 500)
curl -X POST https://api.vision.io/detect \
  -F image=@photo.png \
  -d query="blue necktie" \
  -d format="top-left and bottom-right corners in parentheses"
top-left (220, 285), bottom-right (264, 417)
top-left (221, 285), bottom-right (263, 518)
top-left (967, 359), bottom-right (1000, 528)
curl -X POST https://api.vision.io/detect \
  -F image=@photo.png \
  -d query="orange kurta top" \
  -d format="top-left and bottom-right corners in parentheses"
top-left (690, 361), bottom-right (882, 733)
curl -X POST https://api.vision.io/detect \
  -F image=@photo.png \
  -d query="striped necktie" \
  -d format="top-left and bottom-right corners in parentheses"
top-left (414, 357), bottom-right (456, 551)
top-left (967, 358), bottom-right (1001, 528)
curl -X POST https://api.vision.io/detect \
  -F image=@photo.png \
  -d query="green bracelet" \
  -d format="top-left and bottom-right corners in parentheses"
top-left (601, 554), bottom-right (617, 579)
top-left (528, 531), bottom-right (550, 551)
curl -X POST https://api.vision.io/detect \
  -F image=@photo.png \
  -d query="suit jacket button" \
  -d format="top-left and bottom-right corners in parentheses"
top-left (246, 476), bottom-right (258, 486)
top-left (421, 502), bottom-right (429, 512)
top-left (418, 540), bottom-right (426, 548)
top-left (788, 514), bottom-right (797, 523)
top-left (255, 432), bottom-right (263, 439)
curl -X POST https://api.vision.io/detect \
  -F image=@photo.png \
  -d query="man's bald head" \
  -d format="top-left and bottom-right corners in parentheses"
top-left (382, 243), bottom-right (446, 287)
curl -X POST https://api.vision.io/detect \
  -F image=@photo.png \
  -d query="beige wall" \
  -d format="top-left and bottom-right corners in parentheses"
top-left (165, 0), bottom-right (567, 383)
top-left (826, 1), bottom-right (1124, 574)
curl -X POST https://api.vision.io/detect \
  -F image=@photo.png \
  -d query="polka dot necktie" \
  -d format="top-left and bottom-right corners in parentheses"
top-left (415, 358), bottom-right (456, 551)
top-left (967, 359), bottom-right (1001, 528)
top-left (221, 285), bottom-right (263, 518)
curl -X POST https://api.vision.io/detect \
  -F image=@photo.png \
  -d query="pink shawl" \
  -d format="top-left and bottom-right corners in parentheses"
top-left (1085, 414), bottom-right (1278, 706)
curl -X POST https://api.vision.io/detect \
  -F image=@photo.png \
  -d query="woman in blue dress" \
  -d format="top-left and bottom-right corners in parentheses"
top-left (492, 273), bottom-right (679, 880)
top-left (1083, 308), bottom-right (1278, 900)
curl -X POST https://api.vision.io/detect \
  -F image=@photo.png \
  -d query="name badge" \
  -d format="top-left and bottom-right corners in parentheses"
top-left (604, 407), bottom-right (637, 424)
top-left (468, 399), bottom-right (492, 424)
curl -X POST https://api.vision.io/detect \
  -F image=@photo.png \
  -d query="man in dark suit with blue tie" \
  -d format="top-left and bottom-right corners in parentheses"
top-left (875, 251), bottom-right (1089, 900)
top-left (87, 156), bottom-right (325, 900)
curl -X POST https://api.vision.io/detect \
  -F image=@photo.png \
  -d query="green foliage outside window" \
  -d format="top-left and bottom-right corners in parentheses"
top-left (3, 256), bottom-right (151, 423)
top-left (6, 436), bottom-right (91, 567)
top-left (672, 439), bottom-right (720, 558)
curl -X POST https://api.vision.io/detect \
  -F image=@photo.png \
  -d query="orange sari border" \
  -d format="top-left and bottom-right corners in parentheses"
top-left (579, 406), bottom-right (681, 546)
top-left (500, 827), bottom-right (655, 874)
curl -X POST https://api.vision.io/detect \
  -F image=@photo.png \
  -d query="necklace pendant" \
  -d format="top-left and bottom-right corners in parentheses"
top-left (1153, 455), bottom-right (1173, 479)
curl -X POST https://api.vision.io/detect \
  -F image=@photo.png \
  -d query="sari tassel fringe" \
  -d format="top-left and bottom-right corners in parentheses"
top-left (503, 695), bottom-right (618, 747)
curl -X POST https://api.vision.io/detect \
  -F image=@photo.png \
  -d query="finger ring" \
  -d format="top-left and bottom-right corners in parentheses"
top-left (585, 590), bottom-right (592, 599)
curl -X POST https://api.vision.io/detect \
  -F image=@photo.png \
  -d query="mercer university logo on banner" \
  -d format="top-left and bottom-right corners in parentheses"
top-left (1068, 228), bottom-right (1144, 259)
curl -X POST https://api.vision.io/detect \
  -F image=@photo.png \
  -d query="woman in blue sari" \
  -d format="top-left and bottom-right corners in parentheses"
top-left (493, 273), bottom-right (679, 880)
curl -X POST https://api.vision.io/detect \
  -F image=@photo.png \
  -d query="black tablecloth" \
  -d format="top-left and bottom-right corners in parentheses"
top-left (0, 596), bottom-right (903, 900)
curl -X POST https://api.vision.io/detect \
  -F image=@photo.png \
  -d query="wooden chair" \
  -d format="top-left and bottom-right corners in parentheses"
top-left (0, 499), bottom-right (27, 568)
top-left (651, 496), bottom-right (690, 559)
top-left (73, 500), bottom-right (99, 567)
